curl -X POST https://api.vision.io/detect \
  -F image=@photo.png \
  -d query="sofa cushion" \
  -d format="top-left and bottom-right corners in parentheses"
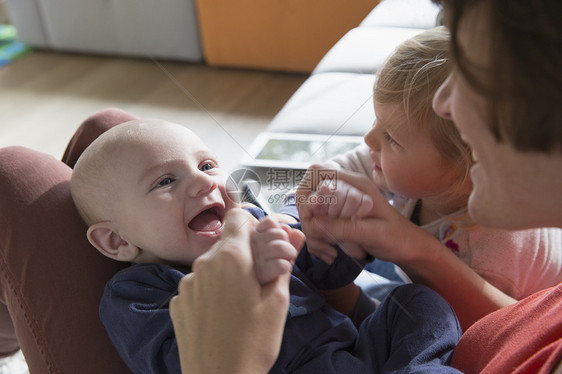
top-left (313, 26), bottom-right (425, 75)
top-left (360, 0), bottom-right (442, 29)
top-left (0, 146), bottom-right (130, 373)
top-left (268, 72), bottom-right (375, 136)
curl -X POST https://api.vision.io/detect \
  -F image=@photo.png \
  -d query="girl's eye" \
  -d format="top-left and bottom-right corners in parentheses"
top-left (156, 177), bottom-right (175, 188)
top-left (383, 130), bottom-right (400, 147)
top-left (200, 162), bottom-right (215, 171)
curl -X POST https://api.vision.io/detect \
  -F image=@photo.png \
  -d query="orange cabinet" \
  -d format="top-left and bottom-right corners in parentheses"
top-left (195, 0), bottom-right (379, 73)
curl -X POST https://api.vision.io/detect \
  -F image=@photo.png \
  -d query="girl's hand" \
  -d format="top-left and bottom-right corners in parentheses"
top-left (308, 179), bottom-right (373, 221)
top-left (303, 175), bottom-right (373, 264)
top-left (297, 165), bottom-right (432, 266)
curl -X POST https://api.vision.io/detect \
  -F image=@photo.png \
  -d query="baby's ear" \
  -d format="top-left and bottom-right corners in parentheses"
top-left (87, 222), bottom-right (140, 262)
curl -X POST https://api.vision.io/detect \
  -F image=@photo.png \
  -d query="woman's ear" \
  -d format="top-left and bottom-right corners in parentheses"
top-left (87, 222), bottom-right (140, 262)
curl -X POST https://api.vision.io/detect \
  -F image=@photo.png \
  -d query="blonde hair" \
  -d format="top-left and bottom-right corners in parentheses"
top-left (374, 26), bottom-right (472, 183)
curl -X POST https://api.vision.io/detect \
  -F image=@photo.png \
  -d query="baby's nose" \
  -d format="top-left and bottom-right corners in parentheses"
top-left (188, 172), bottom-right (217, 197)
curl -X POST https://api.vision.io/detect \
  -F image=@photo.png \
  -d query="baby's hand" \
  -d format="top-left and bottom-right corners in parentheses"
top-left (303, 179), bottom-right (373, 264)
top-left (267, 212), bottom-right (299, 225)
top-left (308, 179), bottom-right (373, 220)
top-left (251, 217), bottom-right (305, 285)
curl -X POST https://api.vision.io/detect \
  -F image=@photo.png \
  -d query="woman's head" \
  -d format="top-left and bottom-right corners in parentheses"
top-left (365, 26), bottom-right (472, 211)
top-left (432, 0), bottom-right (562, 229)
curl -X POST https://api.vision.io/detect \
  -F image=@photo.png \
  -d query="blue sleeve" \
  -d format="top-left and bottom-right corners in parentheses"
top-left (276, 193), bottom-right (299, 221)
top-left (292, 224), bottom-right (367, 290)
top-left (99, 263), bottom-right (185, 374)
top-left (243, 206), bottom-right (267, 220)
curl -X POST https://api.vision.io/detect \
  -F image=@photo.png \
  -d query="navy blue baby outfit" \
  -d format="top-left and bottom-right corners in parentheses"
top-left (100, 208), bottom-right (462, 374)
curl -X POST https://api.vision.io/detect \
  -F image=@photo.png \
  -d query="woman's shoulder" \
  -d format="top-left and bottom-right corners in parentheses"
top-left (452, 283), bottom-right (562, 373)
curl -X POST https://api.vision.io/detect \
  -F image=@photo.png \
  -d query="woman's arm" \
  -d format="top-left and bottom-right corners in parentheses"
top-left (297, 166), bottom-right (516, 330)
top-left (397, 233), bottom-right (517, 329)
top-left (170, 208), bottom-right (289, 374)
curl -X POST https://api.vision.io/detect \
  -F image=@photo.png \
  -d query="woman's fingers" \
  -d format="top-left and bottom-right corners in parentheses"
top-left (170, 208), bottom-right (290, 373)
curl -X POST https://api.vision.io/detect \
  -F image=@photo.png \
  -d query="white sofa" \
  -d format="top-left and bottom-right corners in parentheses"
top-left (240, 0), bottom-right (442, 209)
top-left (267, 0), bottom-right (441, 138)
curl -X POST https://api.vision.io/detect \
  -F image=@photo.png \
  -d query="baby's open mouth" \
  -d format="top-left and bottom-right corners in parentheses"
top-left (188, 205), bottom-right (224, 233)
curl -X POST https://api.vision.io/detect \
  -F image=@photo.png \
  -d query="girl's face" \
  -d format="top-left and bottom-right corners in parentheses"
top-left (364, 102), bottom-right (459, 202)
top-left (432, 2), bottom-right (562, 229)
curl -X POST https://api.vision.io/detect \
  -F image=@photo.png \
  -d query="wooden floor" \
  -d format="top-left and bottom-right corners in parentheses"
top-left (0, 50), bottom-right (307, 172)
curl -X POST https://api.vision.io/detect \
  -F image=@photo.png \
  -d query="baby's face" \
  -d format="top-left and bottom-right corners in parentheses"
top-left (109, 123), bottom-right (235, 265)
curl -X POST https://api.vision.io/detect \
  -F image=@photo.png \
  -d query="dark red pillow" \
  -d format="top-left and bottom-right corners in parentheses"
top-left (0, 107), bottom-right (139, 373)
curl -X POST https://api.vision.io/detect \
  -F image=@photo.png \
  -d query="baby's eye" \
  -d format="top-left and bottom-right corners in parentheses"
top-left (200, 162), bottom-right (216, 171)
top-left (156, 177), bottom-right (175, 187)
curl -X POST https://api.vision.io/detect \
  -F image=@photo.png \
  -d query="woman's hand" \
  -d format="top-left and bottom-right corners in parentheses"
top-left (170, 208), bottom-right (290, 374)
top-left (297, 165), bottom-right (434, 267)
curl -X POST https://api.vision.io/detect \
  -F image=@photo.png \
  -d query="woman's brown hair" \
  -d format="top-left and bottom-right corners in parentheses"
top-left (434, 0), bottom-right (562, 153)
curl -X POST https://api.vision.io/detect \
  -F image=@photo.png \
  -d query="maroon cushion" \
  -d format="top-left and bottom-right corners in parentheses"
top-left (0, 146), bottom-right (130, 373)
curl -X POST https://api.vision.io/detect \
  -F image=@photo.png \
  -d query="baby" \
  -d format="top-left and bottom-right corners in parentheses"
top-left (71, 118), bottom-right (301, 281)
top-left (71, 119), bottom-right (459, 374)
